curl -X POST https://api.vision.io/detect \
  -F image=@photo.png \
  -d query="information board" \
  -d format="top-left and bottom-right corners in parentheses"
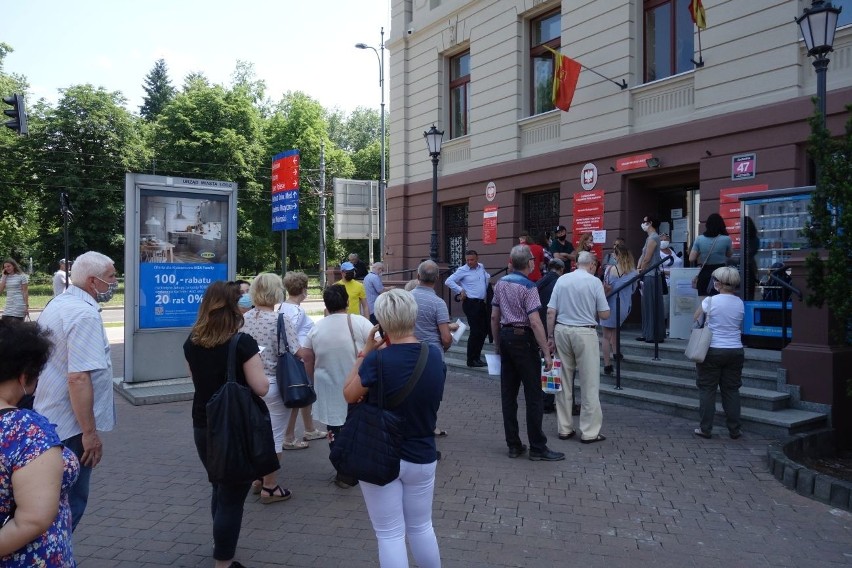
top-left (272, 150), bottom-right (300, 231)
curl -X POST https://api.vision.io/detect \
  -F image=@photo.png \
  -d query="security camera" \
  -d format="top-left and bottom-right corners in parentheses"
top-left (407, 27), bottom-right (414, 35)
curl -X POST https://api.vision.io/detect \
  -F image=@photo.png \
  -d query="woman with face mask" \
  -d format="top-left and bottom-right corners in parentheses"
top-left (0, 319), bottom-right (79, 566)
top-left (635, 216), bottom-right (665, 343)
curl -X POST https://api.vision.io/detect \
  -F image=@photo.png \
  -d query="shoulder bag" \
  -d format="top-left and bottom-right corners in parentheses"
top-left (685, 297), bottom-right (713, 363)
top-left (329, 342), bottom-right (429, 486)
top-left (205, 333), bottom-right (280, 484)
top-left (691, 237), bottom-right (719, 291)
top-left (277, 314), bottom-right (316, 408)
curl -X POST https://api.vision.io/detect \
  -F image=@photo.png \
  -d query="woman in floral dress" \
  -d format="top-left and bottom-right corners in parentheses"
top-left (0, 319), bottom-right (79, 567)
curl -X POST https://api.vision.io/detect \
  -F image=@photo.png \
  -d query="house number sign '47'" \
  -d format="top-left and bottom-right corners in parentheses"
top-left (731, 153), bottom-right (756, 180)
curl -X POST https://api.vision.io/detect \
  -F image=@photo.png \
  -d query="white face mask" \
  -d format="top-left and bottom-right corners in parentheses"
top-left (660, 240), bottom-right (670, 248)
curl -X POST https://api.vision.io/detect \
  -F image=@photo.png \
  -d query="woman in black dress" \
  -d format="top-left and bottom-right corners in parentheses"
top-left (183, 281), bottom-right (270, 568)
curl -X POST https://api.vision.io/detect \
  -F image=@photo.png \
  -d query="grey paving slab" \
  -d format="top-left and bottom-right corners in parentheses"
top-left (73, 352), bottom-right (852, 567)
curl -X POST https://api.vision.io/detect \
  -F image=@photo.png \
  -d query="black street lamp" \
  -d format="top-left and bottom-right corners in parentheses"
top-left (797, 0), bottom-right (842, 127)
top-left (424, 124), bottom-right (444, 262)
top-left (355, 28), bottom-right (386, 261)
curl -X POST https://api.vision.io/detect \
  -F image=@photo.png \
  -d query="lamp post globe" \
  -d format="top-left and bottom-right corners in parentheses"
top-left (797, 0), bottom-right (842, 126)
top-left (424, 124), bottom-right (444, 262)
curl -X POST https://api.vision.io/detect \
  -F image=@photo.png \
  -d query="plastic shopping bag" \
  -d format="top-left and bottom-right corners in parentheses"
top-left (541, 357), bottom-right (562, 393)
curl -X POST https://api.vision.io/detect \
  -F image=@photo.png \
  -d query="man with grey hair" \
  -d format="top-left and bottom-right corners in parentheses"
top-left (547, 250), bottom-right (610, 444)
top-left (490, 245), bottom-right (564, 461)
top-left (412, 260), bottom-right (452, 356)
top-left (35, 250), bottom-right (118, 531)
top-left (412, 260), bottom-right (453, 441)
top-left (364, 261), bottom-right (391, 324)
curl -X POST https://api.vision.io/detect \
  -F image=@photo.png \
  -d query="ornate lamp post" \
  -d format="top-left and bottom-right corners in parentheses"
top-left (423, 124), bottom-right (444, 262)
top-left (797, 0), bottom-right (842, 128)
top-left (355, 28), bottom-right (386, 260)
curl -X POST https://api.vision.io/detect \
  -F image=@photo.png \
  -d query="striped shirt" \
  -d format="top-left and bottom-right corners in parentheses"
top-left (491, 273), bottom-right (541, 326)
top-left (411, 285), bottom-right (450, 359)
top-left (34, 285), bottom-right (115, 441)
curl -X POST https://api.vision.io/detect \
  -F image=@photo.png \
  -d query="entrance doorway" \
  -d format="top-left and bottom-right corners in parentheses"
top-left (654, 187), bottom-right (699, 260)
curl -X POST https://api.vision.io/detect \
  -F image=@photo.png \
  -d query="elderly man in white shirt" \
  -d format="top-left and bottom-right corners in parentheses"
top-left (34, 251), bottom-right (117, 531)
top-left (547, 251), bottom-right (610, 445)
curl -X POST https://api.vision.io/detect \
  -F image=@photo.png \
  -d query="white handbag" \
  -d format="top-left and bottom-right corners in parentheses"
top-left (685, 297), bottom-right (713, 363)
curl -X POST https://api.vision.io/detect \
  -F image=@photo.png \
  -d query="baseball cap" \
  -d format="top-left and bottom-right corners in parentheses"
top-left (554, 225), bottom-right (567, 233)
top-left (341, 261), bottom-right (355, 271)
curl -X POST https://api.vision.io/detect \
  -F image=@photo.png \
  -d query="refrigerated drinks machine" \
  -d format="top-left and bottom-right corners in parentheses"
top-left (739, 186), bottom-right (813, 346)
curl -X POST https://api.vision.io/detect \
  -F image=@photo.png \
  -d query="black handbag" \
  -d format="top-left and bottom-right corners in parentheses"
top-left (205, 333), bottom-right (280, 484)
top-left (276, 314), bottom-right (317, 408)
top-left (329, 342), bottom-right (429, 486)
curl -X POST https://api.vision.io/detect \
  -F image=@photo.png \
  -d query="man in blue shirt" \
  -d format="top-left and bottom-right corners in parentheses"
top-left (363, 262), bottom-right (390, 324)
top-left (445, 250), bottom-right (490, 367)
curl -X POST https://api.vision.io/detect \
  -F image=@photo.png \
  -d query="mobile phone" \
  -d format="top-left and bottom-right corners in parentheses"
top-left (378, 325), bottom-right (385, 339)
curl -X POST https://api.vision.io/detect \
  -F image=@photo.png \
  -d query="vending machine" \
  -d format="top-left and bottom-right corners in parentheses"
top-left (739, 186), bottom-right (813, 346)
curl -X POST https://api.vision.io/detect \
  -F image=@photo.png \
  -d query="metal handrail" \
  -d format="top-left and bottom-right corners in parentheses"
top-left (767, 271), bottom-right (801, 347)
top-left (605, 254), bottom-right (674, 389)
top-left (767, 273), bottom-right (802, 301)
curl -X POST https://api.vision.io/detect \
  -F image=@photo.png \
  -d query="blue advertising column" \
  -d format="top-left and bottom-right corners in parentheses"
top-left (123, 174), bottom-right (237, 385)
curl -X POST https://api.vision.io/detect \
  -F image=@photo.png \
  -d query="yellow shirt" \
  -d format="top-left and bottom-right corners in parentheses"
top-left (336, 279), bottom-right (366, 315)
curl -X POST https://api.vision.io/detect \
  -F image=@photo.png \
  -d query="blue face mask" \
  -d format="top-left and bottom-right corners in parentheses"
top-left (238, 293), bottom-right (253, 309)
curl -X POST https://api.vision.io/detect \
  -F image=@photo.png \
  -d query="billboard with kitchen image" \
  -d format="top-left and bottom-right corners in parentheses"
top-left (138, 188), bottom-right (231, 329)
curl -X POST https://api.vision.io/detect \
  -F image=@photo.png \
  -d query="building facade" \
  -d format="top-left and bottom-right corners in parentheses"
top-left (384, 0), bottom-right (852, 271)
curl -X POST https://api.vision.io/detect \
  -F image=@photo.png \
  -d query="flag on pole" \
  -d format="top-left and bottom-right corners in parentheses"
top-left (545, 46), bottom-right (582, 112)
top-left (689, 0), bottom-right (707, 30)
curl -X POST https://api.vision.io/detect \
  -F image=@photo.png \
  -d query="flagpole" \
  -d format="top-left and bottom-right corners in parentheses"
top-left (692, 26), bottom-right (705, 68)
top-left (544, 45), bottom-right (627, 90)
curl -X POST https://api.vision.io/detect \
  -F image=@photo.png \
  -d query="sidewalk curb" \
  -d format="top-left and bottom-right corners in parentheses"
top-left (767, 428), bottom-right (852, 511)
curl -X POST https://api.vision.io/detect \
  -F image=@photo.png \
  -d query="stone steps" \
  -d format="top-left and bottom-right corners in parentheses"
top-left (445, 323), bottom-right (827, 438)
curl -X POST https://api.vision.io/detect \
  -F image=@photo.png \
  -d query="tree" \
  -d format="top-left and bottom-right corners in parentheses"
top-left (27, 85), bottom-right (149, 271)
top-left (804, 105), bottom-right (852, 349)
top-left (0, 43), bottom-right (39, 265)
top-left (265, 92), bottom-right (354, 270)
top-left (139, 59), bottom-right (176, 121)
top-left (153, 77), bottom-right (269, 273)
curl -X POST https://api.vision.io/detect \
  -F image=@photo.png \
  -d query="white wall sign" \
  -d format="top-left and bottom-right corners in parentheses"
top-left (485, 181), bottom-right (496, 202)
top-left (581, 163), bottom-right (598, 191)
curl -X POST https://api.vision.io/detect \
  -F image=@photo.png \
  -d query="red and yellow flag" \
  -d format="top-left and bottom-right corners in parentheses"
top-left (545, 46), bottom-right (581, 112)
top-left (689, 0), bottom-right (707, 30)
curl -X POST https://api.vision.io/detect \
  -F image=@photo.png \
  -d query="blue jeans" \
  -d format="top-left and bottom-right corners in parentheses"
top-left (62, 433), bottom-right (92, 532)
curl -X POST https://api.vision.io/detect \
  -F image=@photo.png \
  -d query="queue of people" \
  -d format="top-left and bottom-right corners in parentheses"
top-left (0, 237), bottom-right (749, 567)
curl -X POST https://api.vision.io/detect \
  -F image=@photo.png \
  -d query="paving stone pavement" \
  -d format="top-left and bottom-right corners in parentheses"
top-left (75, 362), bottom-right (852, 567)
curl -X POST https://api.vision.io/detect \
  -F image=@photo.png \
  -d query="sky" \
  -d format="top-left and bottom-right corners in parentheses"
top-left (3, 0), bottom-right (391, 116)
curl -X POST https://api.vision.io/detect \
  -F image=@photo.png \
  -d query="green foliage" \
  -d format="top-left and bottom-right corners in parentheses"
top-left (0, 45), bottom-right (38, 263)
top-left (139, 59), bottom-right (176, 121)
top-left (23, 85), bottom-right (148, 272)
top-left (2, 49), bottom-right (388, 277)
top-left (804, 105), bottom-right (852, 347)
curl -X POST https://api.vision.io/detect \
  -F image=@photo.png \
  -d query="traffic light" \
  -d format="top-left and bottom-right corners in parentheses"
top-left (3, 93), bottom-right (28, 135)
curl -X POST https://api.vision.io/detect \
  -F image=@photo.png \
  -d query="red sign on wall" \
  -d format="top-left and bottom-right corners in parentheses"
top-left (482, 205), bottom-right (498, 245)
top-left (615, 153), bottom-right (653, 172)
